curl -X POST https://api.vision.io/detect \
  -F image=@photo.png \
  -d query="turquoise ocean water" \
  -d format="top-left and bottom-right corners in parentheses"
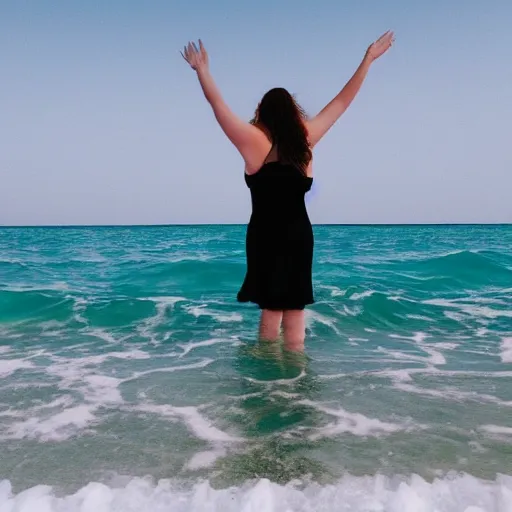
top-left (1, 224), bottom-right (511, 511)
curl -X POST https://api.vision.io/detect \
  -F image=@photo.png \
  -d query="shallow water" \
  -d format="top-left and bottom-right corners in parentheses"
top-left (1, 225), bottom-right (511, 510)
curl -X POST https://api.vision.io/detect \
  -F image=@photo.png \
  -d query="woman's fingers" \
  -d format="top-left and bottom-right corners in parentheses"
top-left (376, 31), bottom-right (394, 53)
top-left (377, 30), bottom-right (393, 46)
top-left (375, 31), bottom-right (389, 45)
top-left (366, 30), bottom-right (395, 61)
top-left (181, 39), bottom-right (207, 68)
top-left (185, 44), bottom-right (192, 60)
top-left (199, 39), bottom-right (207, 58)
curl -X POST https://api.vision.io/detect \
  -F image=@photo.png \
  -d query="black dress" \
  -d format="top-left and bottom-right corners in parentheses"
top-left (237, 161), bottom-right (314, 310)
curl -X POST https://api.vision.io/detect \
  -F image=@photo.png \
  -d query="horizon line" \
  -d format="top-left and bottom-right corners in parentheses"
top-left (1, 222), bottom-right (511, 229)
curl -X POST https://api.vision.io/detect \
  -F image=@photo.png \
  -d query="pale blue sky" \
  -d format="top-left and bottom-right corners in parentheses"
top-left (1, 0), bottom-right (511, 225)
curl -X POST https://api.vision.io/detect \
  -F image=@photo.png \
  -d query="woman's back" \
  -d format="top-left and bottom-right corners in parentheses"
top-left (245, 161), bottom-right (313, 224)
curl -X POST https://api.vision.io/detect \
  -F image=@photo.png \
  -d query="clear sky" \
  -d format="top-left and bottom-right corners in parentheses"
top-left (1, 0), bottom-right (511, 225)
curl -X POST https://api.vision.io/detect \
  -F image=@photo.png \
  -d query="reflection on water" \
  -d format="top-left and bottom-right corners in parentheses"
top-left (234, 341), bottom-right (318, 436)
top-left (239, 340), bottom-right (308, 380)
top-left (210, 340), bottom-right (332, 485)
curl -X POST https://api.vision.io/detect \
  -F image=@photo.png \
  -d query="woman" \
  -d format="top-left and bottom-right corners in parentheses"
top-left (181, 31), bottom-right (394, 351)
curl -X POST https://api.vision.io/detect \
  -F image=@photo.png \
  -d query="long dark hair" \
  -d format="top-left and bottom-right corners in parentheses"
top-left (250, 87), bottom-right (312, 175)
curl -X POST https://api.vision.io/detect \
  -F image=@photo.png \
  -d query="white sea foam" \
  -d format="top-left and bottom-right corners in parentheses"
top-left (70, 296), bottom-right (88, 325)
top-left (340, 304), bottom-right (362, 316)
top-left (2, 281), bottom-right (70, 292)
top-left (184, 449), bottom-right (227, 470)
top-left (3, 472), bottom-right (511, 511)
top-left (136, 296), bottom-right (186, 342)
top-left (84, 328), bottom-right (119, 344)
top-left (349, 289), bottom-right (375, 300)
top-left (452, 296), bottom-right (508, 305)
top-left (500, 337), bottom-right (512, 363)
top-left (270, 390), bottom-right (300, 399)
top-left (0, 346), bottom-right (216, 442)
top-left (129, 358), bottom-right (214, 380)
top-left (1, 352), bottom-right (128, 441)
top-left (406, 314), bottom-right (434, 322)
top-left (177, 338), bottom-right (234, 358)
top-left (0, 358), bottom-right (34, 378)
top-left (136, 404), bottom-right (243, 443)
top-left (386, 332), bottom-right (449, 366)
top-left (0, 350), bottom-right (127, 441)
top-left (444, 310), bottom-right (467, 322)
top-left (167, 254), bottom-right (214, 263)
top-left (244, 370), bottom-right (306, 386)
top-left (109, 349), bottom-right (152, 360)
top-left (82, 375), bottom-right (123, 404)
top-left (305, 310), bottom-right (340, 334)
top-left (317, 284), bottom-right (346, 297)
top-left (391, 380), bottom-right (512, 407)
top-left (381, 368), bottom-right (512, 380)
top-left (185, 304), bottom-right (243, 323)
top-left (6, 404), bottom-right (98, 442)
top-left (40, 320), bottom-right (67, 331)
top-left (480, 424), bottom-right (512, 436)
top-left (298, 399), bottom-right (406, 439)
top-left (424, 298), bottom-right (512, 319)
top-left (347, 337), bottom-right (367, 345)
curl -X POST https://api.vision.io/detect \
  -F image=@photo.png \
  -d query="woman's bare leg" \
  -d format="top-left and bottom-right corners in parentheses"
top-left (282, 310), bottom-right (306, 352)
top-left (259, 309), bottom-right (283, 341)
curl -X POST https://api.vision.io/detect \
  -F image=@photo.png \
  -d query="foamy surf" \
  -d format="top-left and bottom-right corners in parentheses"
top-left (1, 473), bottom-right (511, 511)
top-left (2, 225), bottom-right (512, 503)
top-left (500, 338), bottom-right (512, 363)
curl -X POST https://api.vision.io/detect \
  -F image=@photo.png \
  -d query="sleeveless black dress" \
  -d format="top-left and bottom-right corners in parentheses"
top-left (237, 161), bottom-right (314, 310)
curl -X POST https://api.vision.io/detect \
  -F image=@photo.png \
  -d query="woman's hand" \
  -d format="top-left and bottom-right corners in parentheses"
top-left (181, 39), bottom-right (209, 72)
top-left (365, 30), bottom-right (395, 63)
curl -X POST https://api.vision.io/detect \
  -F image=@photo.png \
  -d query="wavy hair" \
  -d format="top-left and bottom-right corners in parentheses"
top-left (250, 87), bottom-right (311, 175)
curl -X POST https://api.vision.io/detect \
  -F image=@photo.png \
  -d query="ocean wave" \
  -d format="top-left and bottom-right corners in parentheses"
top-left (2, 225), bottom-right (512, 497)
top-left (1, 285), bottom-right (510, 340)
top-left (1, 472), bottom-right (511, 511)
top-left (403, 250), bottom-right (512, 286)
top-left (0, 289), bottom-right (75, 323)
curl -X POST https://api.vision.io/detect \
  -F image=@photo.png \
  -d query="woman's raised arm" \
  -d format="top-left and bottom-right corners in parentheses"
top-left (181, 40), bottom-right (267, 167)
top-left (306, 31), bottom-right (395, 147)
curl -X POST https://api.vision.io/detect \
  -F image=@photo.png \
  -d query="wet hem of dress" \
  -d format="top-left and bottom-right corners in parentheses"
top-left (237, 297), bottom-right (315, 310)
